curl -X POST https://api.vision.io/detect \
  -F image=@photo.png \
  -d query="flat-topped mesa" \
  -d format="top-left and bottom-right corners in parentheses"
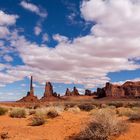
top-left (18, 76), bottom-right (38, 102)
top-left (96, 81), bottom-right (140, 98)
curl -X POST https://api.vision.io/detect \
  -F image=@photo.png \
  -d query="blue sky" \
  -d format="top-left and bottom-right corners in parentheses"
top-left (0, 0), bottom-right (140, 101)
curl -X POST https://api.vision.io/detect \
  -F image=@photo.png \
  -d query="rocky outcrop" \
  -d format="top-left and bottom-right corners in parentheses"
top-left (18, 76), bottom-right (38, 102)
top-left (43, 82), bottom-right (53, 97)
top-left (122, 81), bottom-right (140, 97)
top-left (65, 87), bottom-right (80, 96)
top-left (40, 82), bottom-right (60, 101)
top-left (65, 88), bottom-right (71, 96)
top-left (105, 82), bottom-right (125, 97)
top-left (96, 81), bottom-right (140, 98)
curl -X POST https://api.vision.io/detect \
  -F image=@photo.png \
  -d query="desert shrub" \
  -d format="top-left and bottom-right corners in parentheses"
top-left (128, 108), bottom-right (140, 122)
top-left (30, 115), bottom-right (45, 126)
top-left (35, 108), bottom-right (48, 117)
top-left (33, 104), bottom-right (41, 109)
top-left (28, 109), bottom-right (36, 115)
top-left (0, 132), bottom-right (9, 139)
top-left (47, 108), bottom-right (59, 118)
top-left (116, 107), bottom-right (134, 117)
top-left (0, 107), bottom-right (8, 115)
top-left (129, 113), bottom-right (140, 122)
top-left (100, 104), bottom-right (108, 108)
top-left (73, 109), bottom-right (128, 140)
top-left (78, 103), bottom-right (95, 111)
top-left (65, 103), bottom-right (77, 109)
top-left (9, 108), bottom-right (26, 118)
top-left (108, 102), bottom-right (123, 108)
top-left (46, 106), bottom-right (64, 118)
top-left (125, 102), bottom-right (140, 108)
top-left (67, 106), bottom-right (80, 113)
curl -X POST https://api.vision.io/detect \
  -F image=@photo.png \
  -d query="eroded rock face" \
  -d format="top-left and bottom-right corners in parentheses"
top-left (65, 87), bottom-right (80, 96)
top-left (72, 87), bottom-right (79, 96)
top-left (43, 82), bottom-right (53, 97)
top-left (40, 82), bottom-right (60, 101)
top-left (85, 89), bottom-right (92, 96)
top-left (65, 88), bottom-right (71, 96)
top-left (96, 81), bottom-right (140, 98)
top-left (105, 82), bottom-right (125, 97)
top-left (122, 81), bottom-right (140, 97)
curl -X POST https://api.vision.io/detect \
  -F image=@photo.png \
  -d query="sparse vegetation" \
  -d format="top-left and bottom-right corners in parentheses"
top-left (0, 107), bottom-right (8, 116)
top-left (72, 109), bottom-right (128, 140)
top-left (0, 132), bottom-right (9, 139)
top-left (129, 113), bottom-right (140, 122)
top-left (30, 115), bottom-right (45, 126)
top-left (117, 107), bottom-right (134, 117)
top-left (78, 103), bottom-right (95, 111)
top-left (9, 108), bottom-right (26, 118)
top-left (47, 108), bottom-right (59, 118)
top-left (67, 106), bottom-right (80, 113)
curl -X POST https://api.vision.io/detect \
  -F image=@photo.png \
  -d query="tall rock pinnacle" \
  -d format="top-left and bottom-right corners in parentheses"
top-left (29, 76), bottom-right (34, 96)
top-left (43, 82), bottom-right (53, 97)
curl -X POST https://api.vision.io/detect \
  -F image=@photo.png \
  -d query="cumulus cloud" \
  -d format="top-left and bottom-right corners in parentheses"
top-left (34, 25), bottom-right (42, 36)
top-left (0, 10), bottom-right (18, 26)
top-left (3, 55), bottom-right (13, 62)
top-left (42, 33), bottom-right (49, 42)
top-left (53, 34), bottom-right (68, 43)
top-left (20, 1), bottom-right (47, 18)
top-left (0, 0), bottom-right (140, 90)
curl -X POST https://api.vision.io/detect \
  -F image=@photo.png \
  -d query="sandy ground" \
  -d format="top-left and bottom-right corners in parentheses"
top-left (117, 121), bottom-right (140, 140)
top-left (0, 111), bottom-right (140, 140)
top-left (0, 112), bottom-right (89, 140)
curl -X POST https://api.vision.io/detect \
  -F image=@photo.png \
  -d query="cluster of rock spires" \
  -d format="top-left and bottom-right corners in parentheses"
top-left (96, 81), bottom-right (140, 98)
top-left (19, 76), bottom-right (60, 102)
top-left (18, 76), bottom-right (140, 102)
top-left (65, 87), bottom-right (80, 96)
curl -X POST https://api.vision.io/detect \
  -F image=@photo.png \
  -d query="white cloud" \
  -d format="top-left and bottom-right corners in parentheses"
top-left (34, 25), bottom-right (42, 36)
top-left (53, 34), bottom-right (68, 42)
top-left (0, 0), bottom-right (140, 90)
top-left (20, 1), bottom-right (47, 18)
top-left (0, 10), bottom-right (18, 26)
top-left (0, 26), bottom-right (10, 38)
top-left (3, 55), bottom-right (13, 62)
top-left (42, 33), bottom-right (49, 42)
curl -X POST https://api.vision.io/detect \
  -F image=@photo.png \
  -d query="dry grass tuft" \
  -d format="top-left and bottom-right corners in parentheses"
top-left (30, 115), bottom-right (45, 126)
top-left (117, 107), bottom-right (134, 117)
top-left (0, 107), bottom-right (8, 116)
top-left (9, 108), bottom-right (26, 118)
top-left (73, 109), bottom-right (128, 140)
top-left (67, 106), bottom-right (81, 113)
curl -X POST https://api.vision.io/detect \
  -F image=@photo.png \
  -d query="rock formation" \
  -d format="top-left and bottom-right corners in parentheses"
top-left (18, 76), bottom-right (38, 102)
top-left (65, 87), bottom-right (80, 96)
top-left (65, 88), bottom-right (71, 96)
top-left (40, 82), bottom-right (60, 101)
top-left (96, 81), bottom-right (140, 98)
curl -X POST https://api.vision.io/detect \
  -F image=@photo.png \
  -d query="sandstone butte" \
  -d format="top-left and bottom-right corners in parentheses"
top-left (96, 81), bottom-right (140, 98)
